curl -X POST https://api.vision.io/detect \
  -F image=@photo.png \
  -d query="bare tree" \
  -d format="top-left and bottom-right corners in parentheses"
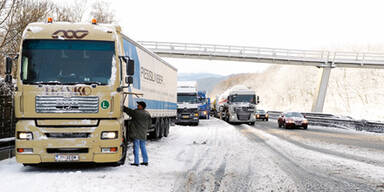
top-left (90, 0), bottom-right (114, 23)
top-left (0, 0), bottom-right (88, 75)
top-left (53, 0), bottom-right (87, 23)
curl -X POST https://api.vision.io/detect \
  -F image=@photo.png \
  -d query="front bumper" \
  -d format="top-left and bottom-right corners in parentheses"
top-left (15, 119), bottom-right (123, 164)
top-left (286, 122), bottom-right (308, 127)
top-left (228, 112), bottom-right (256, 123)
top-left (175, 114), bottom-right (199, 124)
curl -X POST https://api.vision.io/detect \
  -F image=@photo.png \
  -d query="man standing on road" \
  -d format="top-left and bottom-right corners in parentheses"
top-left (123, 101), bottom-right (151, 166)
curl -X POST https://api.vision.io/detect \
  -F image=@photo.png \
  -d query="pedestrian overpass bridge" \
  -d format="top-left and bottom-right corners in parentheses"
top-left (138, 41), bottom-right (384, 112)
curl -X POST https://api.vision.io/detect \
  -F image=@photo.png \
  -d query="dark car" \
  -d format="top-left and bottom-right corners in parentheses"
top-left (278, 112), bottom-right (308, 129)
top-left (256, 109), bottom-right (269, 121)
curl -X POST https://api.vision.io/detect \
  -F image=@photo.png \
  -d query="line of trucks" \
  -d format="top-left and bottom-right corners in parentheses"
top-left (3, 19), bottom-right (258, 166)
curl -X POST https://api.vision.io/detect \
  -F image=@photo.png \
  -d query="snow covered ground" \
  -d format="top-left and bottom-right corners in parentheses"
top-left (1, 118), bottom-right (383, 192)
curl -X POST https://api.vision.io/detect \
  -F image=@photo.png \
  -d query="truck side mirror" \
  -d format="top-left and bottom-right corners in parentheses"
top-left (5, 57), bottom-right (12, 83)
top-left (127, 59), bottom-right (134, 76)
top-left (256, 96), bottom-right (260, 104)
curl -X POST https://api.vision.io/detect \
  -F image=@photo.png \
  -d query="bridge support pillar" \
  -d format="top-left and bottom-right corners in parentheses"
top-left (312, 67), bottom-right (332, 112)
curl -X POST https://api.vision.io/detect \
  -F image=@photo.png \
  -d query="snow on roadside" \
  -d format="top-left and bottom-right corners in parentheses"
top-left (0, 119), bottom-right (297, 192)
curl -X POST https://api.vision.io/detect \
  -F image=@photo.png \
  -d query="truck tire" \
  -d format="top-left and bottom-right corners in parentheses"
top-left (164, 118), bottom-right (170, 137)
top-left (158, 118), bottom-right (164, 139)
top-left (113, 142), bottom-right (127, 166)
top-left (156, 119), bottom-right (162, 139)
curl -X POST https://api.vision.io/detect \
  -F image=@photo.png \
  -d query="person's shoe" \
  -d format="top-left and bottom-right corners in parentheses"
top-left (130, 163), bottom-right (139, 166)
top-left (140, 162), bottom-right (148, 166)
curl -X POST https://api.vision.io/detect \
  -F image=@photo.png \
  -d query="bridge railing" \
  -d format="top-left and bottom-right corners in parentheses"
top-left (139, 41), bottom-right (329, 62)
top-left (139, 41), bottom-right (384, 68)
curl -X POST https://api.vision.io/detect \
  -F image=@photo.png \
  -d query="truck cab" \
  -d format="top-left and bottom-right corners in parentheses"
top-left (197, 91), bottom-right (210, 119)
top-left (220, 86), bottom-right (259, 125)
top-left (7, 19), bottom-right (177, 166)
top-left (175, 82), bottom-right (199, 126)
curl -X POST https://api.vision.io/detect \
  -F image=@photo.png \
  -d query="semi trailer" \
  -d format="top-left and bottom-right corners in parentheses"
top-left (175, 81), bottom-right (199, 125)
top-left (5, 19), bottom-right (177, 165)
top-left (217, 85), bottom-right (259, 125)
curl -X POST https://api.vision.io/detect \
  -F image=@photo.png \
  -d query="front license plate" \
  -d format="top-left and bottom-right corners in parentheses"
top-left (182, 115), bottom-right (189, 119)
top-left (55, 154), bottom-right (79, 162)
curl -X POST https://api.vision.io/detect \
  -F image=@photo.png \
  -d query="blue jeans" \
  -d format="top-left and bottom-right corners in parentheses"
top-left (133, 139), bottom-right (148, 164)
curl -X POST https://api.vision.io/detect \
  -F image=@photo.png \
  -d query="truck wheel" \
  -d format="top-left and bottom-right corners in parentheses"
top-left (164, 118), bottom-right (170, 137)
top-left (114, 143), bottom-right (127, 166)
top-left (157, 120), bottom-right (163, 139)
top-left (159, 119), bottom-right (165, 139)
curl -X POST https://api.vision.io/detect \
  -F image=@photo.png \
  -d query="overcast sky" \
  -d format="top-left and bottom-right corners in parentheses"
top-left (82, 0), bottom-right (384, 75)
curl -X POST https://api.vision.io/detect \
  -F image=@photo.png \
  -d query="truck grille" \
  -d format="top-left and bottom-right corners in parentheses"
top-left (177, 108), bottom-right (197, 113)
top-left (36, 96), bottom-right (99, 113)
top-left (237, 113), bottom-right (251, 120)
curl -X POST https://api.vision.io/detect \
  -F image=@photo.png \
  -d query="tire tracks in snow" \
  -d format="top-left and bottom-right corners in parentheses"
top-left (235, 125), bottom-right (377, 192)
top-left (254, 121), bottom-right (384, 167)
top-left (173, 121), bottom-right (230, 192)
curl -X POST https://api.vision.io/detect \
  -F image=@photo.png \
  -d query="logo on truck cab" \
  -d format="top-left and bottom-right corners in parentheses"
top-left (52, 30), bottom-right (89, 39)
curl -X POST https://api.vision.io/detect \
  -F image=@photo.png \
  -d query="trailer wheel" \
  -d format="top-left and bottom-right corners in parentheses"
top-left (164, 118), bottom-right (170, 137)
top-left (158, 118), bottom-right (164, 139)
top-left (155, 119), bottom-right (161, 139)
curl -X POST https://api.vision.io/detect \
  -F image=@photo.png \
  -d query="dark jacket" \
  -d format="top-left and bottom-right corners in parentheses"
top-left (124, 107), bottom-right (152, 140)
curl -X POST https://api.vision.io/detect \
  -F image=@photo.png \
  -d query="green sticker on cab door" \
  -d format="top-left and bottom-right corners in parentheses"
top-left (101, 100), bottom-right (110, 109)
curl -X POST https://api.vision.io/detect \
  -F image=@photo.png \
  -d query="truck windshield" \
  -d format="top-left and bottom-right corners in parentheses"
top-left (21, 40), bottom-right (115, 85)
top-left (177, 93), bottom-right (198, 103)
top-left (230, 95), bottom-right (256, 104)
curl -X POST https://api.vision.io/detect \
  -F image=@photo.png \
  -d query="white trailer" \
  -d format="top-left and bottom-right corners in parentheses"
top-left (123, 35), bottom-right (177, 138)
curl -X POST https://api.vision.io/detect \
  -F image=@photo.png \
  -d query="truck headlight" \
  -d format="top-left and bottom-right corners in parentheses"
top-left (17, 132), bottom-right (33, 140)
top-left (101, 131), bottom-right (118, 139)
top-left (194, 113), bottom-right (199, 117)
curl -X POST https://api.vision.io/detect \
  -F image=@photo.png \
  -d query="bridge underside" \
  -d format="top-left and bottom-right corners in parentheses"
top-left (139, 41), bottom-right (384, 112)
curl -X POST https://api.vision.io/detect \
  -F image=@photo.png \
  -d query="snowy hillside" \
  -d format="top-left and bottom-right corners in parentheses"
top-left (209, 65), bottom-right (384, 121)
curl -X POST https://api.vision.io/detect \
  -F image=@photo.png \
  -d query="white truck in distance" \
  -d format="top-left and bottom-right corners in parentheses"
top-left (218, 85), bottom-right (259, 125)
top-left (176, 81), bottom-right (199, 125)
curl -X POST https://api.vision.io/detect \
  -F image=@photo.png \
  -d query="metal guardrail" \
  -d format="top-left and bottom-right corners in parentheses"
top-left (267, 111), bottom-right (384, 133)
top-left (0, 138), bottom-right (14, 160)
top-left (139, 41), bottom-right (384, 68)
top-left (0, 80), bottom-right (15, 160)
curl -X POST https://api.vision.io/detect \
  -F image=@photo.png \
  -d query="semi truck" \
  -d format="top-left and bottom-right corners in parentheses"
top-left (175, 81), bottom-right (199, 125)
top-left (217, 85), bottom-right (259, 125)
top-left (197, 91), bottom-right (210, 119)
top-left (4, 19), bottom-right (177, 166)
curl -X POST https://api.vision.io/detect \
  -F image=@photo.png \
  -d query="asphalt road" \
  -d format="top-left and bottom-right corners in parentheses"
top-left (238, 119), bottom-right (384, 191)
top-left (1, 118), bottom-right (383, 192)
